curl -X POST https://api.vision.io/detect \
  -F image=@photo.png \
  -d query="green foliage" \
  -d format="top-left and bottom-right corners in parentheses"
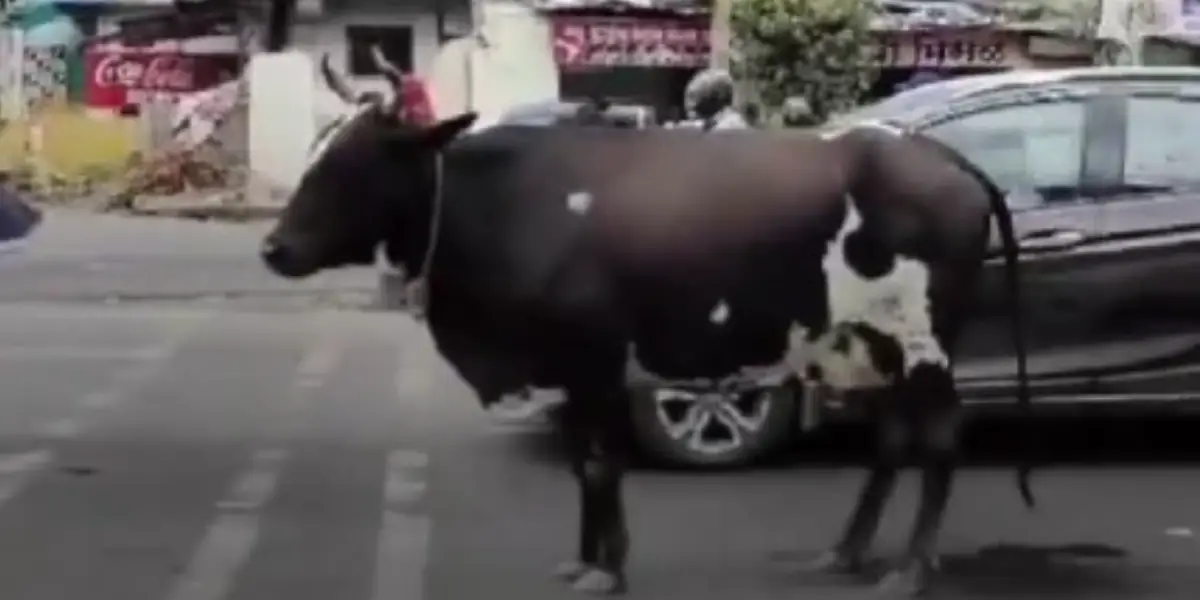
top-left (730, 0), bottom-right (878, 123)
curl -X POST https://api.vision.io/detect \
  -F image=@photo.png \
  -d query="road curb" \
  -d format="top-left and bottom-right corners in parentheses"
top-left (125, 204), bottom-right (282, 222)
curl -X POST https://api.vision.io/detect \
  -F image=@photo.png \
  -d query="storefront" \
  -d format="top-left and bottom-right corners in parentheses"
top-left (547, 10), bottom-right (710, 122)
top-left (869, 25), bottom-right (1092, 99)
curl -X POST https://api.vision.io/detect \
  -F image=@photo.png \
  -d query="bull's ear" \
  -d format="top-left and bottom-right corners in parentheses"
top-left (419, 112), bottom-right (478, 149)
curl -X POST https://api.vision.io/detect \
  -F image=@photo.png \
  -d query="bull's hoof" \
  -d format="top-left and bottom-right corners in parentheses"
top-left (875, 558), bottom-right (937, 597)
top-left (553, 559), bottom-right (591, 581)
top-left (570, 568), bottom-right (626, 595)
top-left (799, 548), bottom-right (868, 575)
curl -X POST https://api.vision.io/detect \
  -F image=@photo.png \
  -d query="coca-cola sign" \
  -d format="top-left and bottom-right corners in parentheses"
top-left (92, 53), bottom-right (197, 90)
top-left (84, 46), bottom-right (240, 109)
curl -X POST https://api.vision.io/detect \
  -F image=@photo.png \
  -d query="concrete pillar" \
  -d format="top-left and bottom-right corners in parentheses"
top-left (709, 0), bottom-right (734, 70)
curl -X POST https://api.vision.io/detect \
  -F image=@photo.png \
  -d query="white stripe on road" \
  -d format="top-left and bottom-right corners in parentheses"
top-left (371, 448), bottom-right (431, 600)
top-left (0, 450), bottom-right (52, 507)
top-left (164, 448), bottom-right (289, 600)
top-left (292, 340), bottom-right (342, 391)
top-left (0, 346), bottom-right (167, 361)
top-left (0, 313), bottom-right (215, 510)
top-left (35, 313), bottom-right (212, 441)
top-left (272, 339), bottom-right (343, 443)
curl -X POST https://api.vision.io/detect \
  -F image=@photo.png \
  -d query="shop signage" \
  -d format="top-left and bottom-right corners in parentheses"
top-left (874, 31), bottom-right (1009, 69)
top-left (551, 16), bottom-right (711, 69)
top-left (84, 44), bottom-right (240, 109)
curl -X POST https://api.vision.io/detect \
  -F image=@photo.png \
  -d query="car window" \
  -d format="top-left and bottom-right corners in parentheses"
top-left (922, 100), bottom-right (1085, 207)
top-left (1124, 96), bottom-right (1200, 190)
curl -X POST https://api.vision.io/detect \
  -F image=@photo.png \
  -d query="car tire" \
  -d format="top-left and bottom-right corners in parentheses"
top-left (629, 383), bottom-right (798, 468)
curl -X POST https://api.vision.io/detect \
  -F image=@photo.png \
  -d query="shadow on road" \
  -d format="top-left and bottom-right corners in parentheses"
top-left (938, 543), bottom-right (1139, 598)
top-left (782, 416), bottom-right (1200, 468)
top-left (767, 542), bottom-right (1137, 599)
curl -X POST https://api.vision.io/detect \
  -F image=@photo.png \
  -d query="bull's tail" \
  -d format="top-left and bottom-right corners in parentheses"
top-left (911, 134), bottom-right (1035, 509)
top-left (989, 187), bottom-right (1035, 509)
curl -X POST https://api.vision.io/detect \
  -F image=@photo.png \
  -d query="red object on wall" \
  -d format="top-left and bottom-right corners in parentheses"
top-left (398, 74), bottom-right (435, 126)
top-left (551, 16), bottom-right (711, 70)
top-left (84, 45), bottom-right (241, 109)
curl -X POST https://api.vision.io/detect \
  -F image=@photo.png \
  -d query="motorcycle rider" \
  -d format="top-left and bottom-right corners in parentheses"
top-left (675, 68), bottom-right (748, 130)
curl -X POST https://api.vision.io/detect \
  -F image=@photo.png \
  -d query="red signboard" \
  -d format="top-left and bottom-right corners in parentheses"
top-left (551, 16), bottom-right (711, 69)
top-left (84, 46), bottom-right (240, 109)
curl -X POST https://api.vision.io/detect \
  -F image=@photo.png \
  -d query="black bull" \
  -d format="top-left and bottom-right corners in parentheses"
top-left (261, 104), bottom-right (1032, 596)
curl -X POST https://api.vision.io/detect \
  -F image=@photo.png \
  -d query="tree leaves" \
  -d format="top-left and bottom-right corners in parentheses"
top-left (731, 0), bottom-right (879, 124)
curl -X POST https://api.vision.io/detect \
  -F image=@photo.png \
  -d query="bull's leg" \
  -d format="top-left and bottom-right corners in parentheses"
top-left (556, 381), bottom-right (631, 595)
top-left (877, 363), bottom-right (961, 597)
top-left (805, 401), bottom-right (909, 575)
top-left (555, 396), bottom-right (601, 583)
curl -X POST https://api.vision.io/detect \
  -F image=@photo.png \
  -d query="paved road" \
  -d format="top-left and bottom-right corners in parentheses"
top-left (0, 209), bottom-right (375, 303)
top-left (0, 300), bottom-right (1198, 600)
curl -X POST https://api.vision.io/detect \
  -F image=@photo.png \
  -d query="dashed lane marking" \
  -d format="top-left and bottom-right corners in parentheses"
top-left (371, 448), bottom-right (431, 600)
top-left (32, 313), bottom-right (214, 442)
top-left (0, 450), bottom-right (52, 508)
top-left (164, 448), bottom-right (290, 600)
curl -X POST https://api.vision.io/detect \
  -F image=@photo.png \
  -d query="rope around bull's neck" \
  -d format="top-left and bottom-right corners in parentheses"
top-left (404, 152), bottom-right (443, 320)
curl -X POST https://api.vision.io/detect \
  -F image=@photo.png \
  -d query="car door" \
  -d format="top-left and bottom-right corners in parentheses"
top-left (915, 88), bottom-right (1117, 402)
top-left (1083, 87), bottom-right (1200, 399)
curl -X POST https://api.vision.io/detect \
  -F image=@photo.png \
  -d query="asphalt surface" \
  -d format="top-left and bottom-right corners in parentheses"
top-left (0, 209), bottom-right (376, 304)
top-left (0, 211), bottom-right (1197, 600)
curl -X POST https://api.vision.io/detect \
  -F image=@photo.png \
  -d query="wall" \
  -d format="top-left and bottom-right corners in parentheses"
top-left (293, 0), bottom-right (472, 121)
top-left (426, 2), bottom-right (561, 129)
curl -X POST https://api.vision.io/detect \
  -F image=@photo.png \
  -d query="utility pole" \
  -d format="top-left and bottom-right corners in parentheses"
top-left (709, 0), bottom-right (733, 70)
top-left (263, 0), bottom-right (296, 52)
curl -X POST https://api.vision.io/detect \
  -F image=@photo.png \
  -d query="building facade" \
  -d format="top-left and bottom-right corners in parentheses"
top-left (290, 0), bottom-right (469, 106)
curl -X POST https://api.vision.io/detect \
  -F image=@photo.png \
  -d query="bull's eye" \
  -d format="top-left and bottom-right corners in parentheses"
top-left (831, 331), bottom-right (852, 354)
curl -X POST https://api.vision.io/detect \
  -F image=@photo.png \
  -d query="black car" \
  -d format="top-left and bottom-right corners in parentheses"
top-left (433, 69), bottom-right (1200, 468)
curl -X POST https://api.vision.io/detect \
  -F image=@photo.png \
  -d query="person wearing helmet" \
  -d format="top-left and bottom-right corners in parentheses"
top-left (680, 68), bottom-right (748, 131)
top-left (781, 95), bottom-right (821, 128)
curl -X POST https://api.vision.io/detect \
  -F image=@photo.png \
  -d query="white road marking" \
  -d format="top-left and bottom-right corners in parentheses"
top-left (274, 338), bottom-right (343, 440)
top-left (78, 389), bottom-right (121, 410)
top-left (37, 418), bottom-right (84, 440)
top-left (1165, 526), bottom-right (1194, 539)
top-left (0, 312), bottom-right (215, 510)
top-left (165, 448), bottom-right (289, 600)
top-left (32, 310), bottom-right (213, 440)
top-left (293, 340), bottom-right (342, 390)
top-left (371, 448), bottom-right (431, 600)
top-left (0, 450), bottom-right (52, 507)
top-left (0, 346), bottom-right (166, 361)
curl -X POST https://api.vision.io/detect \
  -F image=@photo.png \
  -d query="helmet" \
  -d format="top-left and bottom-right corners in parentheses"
top-left (684, 68), bottom-right (735, 117)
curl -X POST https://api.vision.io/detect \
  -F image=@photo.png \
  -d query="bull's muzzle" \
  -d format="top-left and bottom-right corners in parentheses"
top-left (260, 234), bottom-right (313, 279)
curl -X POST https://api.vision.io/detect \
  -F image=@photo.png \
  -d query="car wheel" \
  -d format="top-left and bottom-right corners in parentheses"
top-left (630, 384), bottom-right (797, 468)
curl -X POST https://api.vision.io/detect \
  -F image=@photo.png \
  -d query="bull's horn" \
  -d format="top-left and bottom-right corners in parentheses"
top-left (319, 53), bottom-right (357, 103)
top-left (370, 44), bottom-right (405, 92)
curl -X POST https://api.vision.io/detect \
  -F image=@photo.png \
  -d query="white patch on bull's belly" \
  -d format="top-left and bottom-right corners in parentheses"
top-left (795, 201), bottom-right (948, 391)
top-left (566, 190), bottom-right (593, 214)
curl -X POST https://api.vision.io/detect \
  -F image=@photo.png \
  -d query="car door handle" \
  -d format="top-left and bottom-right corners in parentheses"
top-left (1020, 229), bottom-right (1086, 252)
